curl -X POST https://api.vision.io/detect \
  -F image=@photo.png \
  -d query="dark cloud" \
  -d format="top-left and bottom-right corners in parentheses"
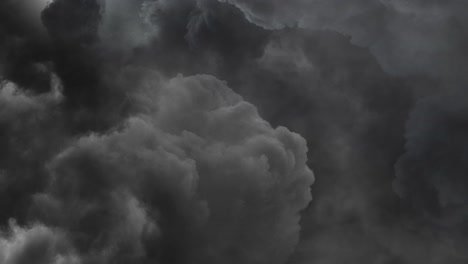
top-left (227, 29), bottom-right (415, 264)
top-left (0, 0), bottom-right (51, 93)
top-left (395, 95), bottom-right (468, 237)
top-left (0, 220), bottom-right (79, 264)
top-left (0, 0), bottom-right (467, 263)
top-left (41, 0), bottom-right (104, 110)
top-left (29, 74), bottom-right (313, 263)
top-left (226, 0), bottom-right (468, 86)
top-left (0, 79), bottom-right (64, 226)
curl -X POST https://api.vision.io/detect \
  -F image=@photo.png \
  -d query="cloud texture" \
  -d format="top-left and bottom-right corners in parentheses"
top-left (1, 0), bottom-right (468, 263)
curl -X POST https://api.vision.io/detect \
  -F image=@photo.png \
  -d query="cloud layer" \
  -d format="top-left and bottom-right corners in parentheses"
top-left (1, 0), bottom-right (468, 263)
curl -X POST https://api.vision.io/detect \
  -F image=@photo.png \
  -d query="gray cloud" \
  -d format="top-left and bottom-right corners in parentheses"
top-left (0, 0), bottom-right (467, 263)
top-left (0, 220), bottom-right (80, 264)
top-left (25, 74), bottom-right (313, 263)
top-left (225, 0), bottom-right (468, 85)
top-left (395, 95), bottom-right (468, 237)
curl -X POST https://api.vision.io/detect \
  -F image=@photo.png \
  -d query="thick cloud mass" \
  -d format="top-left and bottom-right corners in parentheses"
top-left (227, 0), bottom-right (468, 85)
top-left (0, 221), bottom-right (79, 264)
top-left (1, 0), bottom-right (468, 263)
top-left (1, 74), bottom-right (313, 263)
top-left (395, 97), bottom-right (468, 231)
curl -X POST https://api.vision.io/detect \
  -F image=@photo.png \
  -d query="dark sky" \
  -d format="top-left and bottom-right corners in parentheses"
top-left (1, 0), bottom-right (468, 263)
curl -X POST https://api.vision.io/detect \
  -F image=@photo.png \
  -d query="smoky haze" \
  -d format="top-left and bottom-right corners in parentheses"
top-left (0, 0), bottom-right (467, 264)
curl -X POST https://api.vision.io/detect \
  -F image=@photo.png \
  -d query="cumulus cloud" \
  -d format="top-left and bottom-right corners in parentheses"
top-left (27, 74), bottom-right (314, 263)
top-left (1, 0), bottom-right (468, 263)
top-left (0, 77), bottom-right (65, 225)
top-left (0, 220), bottom-right (80, 264)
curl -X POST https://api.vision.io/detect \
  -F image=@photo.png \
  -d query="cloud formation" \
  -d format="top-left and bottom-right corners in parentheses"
top-left (395, 95), bottom-right (468, 236)
top-left (226, 0), bottom-right (468, 84)
top-left (1, 0), bottom-right (468, 263)
top-left (0, 220), bottom-right (79, 264)
top-left (0, 71), bottom-right (314, 263)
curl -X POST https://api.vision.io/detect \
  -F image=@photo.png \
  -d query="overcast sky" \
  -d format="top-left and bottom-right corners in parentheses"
top-left (1, 1), bottom-right (468, 263)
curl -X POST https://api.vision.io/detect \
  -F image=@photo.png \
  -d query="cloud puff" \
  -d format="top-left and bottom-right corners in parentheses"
top-left (0, 78), bottom-right (65, 225)
top-left (0, 220), bottom-right (80, 264)
top-left (31, 74), bottom-right (314, 263)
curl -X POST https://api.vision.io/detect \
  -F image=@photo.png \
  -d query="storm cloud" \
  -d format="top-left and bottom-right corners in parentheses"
top-left (0, 0), bottom-right (468, 264)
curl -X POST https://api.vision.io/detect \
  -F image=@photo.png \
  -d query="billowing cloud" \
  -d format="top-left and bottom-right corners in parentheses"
top-left (0, 220), bottom-right (80, 264)
top-left (223, 0), bottom-right (468, 84)
top-left (28, 74), bottom-right (314, 263)
top-left (0, 77), bottom-right (65, 225)
top-left (1, 0), bottom-right (468, 263)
